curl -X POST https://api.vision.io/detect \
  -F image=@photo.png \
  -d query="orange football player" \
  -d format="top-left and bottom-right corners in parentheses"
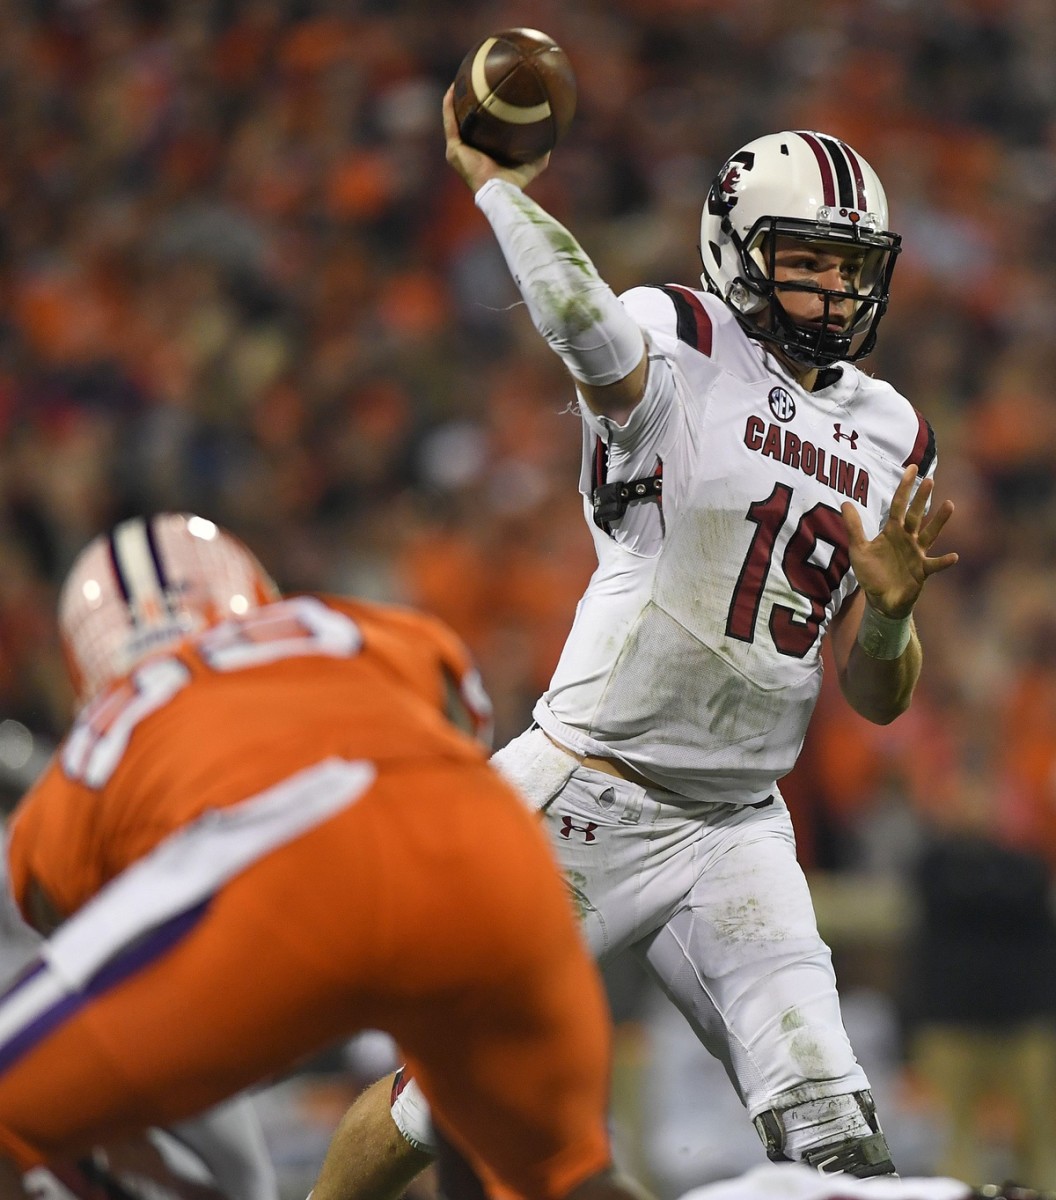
top-left (0, 513), bottom-right (649, 1200)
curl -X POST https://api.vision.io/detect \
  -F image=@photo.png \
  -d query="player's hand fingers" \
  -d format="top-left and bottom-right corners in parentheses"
top-left (923, 549), bottom-right (959, 576)
top-left (840, 501), bottom-right (866, 548)
top-left (887, 465), bottom-right (917, 525)
top-left (903, 472), bottom-right (933, 534)
top-left (918, 498), bottom-right (955, 550)
top-left (442, 85), bottom-right (459, 142)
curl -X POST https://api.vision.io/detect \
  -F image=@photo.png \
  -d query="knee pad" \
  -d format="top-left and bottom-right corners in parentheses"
top-left (389, 1069), bottom-right (438, 1157)
top-left (753, 1090), bottom-right (895, 1178)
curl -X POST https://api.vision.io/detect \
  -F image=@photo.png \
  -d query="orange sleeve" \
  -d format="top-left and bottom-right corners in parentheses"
top-left (6, 760), bottom-right (106, 926)
top-left (317, 596), bottom-right (494, 743)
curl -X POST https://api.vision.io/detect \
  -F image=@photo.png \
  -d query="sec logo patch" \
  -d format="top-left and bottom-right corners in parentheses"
top-left (768, 387), bottom-right (796, 422)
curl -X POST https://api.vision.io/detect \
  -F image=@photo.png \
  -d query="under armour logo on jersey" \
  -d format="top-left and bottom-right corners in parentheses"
top-left (768, 387), bottom-right (796, 422)
top-left (559, 816), bottom-right (599, 842)
top-left (833, 423), bottom-right (858, 449)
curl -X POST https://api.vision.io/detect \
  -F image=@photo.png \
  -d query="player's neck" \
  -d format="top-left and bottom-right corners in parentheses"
top-left (771, 347), bottom-right (819, 392)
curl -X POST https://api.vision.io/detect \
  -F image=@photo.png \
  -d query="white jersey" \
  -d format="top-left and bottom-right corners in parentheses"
top-left (534, 287), bottom-right (936, 804)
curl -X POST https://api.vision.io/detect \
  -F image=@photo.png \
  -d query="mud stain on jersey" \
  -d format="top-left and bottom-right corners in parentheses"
top-left (564, 870), bottom-right (599, 922)
top-left (781, 1007), bottom-right (829, 1078)
top-left (712, 893), bottom-right (768, 943)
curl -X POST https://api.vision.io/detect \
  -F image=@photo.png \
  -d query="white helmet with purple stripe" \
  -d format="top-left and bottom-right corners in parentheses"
top-left (59, 514), bottom-right (280, 702)
top-left (700, 130), bottom-right (901, 367)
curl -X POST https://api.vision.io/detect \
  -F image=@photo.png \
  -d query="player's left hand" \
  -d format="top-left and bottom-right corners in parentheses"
top-left (841, 465), bottom-right (958, 619)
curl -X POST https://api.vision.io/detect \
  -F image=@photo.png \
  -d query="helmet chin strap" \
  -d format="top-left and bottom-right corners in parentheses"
top-left (738, 288), bottom-right (851, 372)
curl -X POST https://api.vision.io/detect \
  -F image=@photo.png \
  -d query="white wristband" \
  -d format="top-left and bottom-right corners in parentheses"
top-left (857, 603), bottom-right (912, 660)
top-left (474, 178), bottom-right (644, 386)
top-left (390, 1073), bottom-right (438, 1156)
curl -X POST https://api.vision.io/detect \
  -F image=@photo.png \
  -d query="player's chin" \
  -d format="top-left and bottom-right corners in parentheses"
top-left (799, 318), bottom-right (847, 334)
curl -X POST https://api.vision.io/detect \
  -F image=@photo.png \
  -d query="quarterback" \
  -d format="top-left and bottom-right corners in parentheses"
top-left (0, 513), bottom-right (651, 1200)
top-left (312, 92), bottom-right (960, 1200)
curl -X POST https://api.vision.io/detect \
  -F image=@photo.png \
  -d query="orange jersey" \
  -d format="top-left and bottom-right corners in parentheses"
top-left (0, 594), bottom-right (614, 1200)
top-left (8, 594), bottom-right (493, 924)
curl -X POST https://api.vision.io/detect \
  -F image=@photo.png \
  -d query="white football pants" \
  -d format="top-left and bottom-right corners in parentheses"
top-left (491, 726), bottom-right (870, 1121)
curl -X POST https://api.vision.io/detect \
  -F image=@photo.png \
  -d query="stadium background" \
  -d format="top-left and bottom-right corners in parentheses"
top-left (0, 0), bottom-right (1055, 1194)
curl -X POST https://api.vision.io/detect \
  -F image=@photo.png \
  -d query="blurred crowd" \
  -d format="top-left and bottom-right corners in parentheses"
top-left (1, 0), bottom-right (1056, 1185)
top-left (1, 0), bottom-right (1053, 864)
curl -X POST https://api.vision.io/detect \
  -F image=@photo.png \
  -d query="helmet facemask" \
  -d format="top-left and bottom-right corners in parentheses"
top-left (729, 216), bottom-right (900, 368)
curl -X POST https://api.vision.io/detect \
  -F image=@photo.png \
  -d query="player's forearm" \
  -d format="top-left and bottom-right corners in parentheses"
top-left (839, 624), bottom-right (922, 724)
top-left (474, 179), bottom-right (645, 389)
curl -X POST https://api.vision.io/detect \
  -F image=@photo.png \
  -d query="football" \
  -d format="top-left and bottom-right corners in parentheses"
top-left (451, 28), bottom-right (577, 167)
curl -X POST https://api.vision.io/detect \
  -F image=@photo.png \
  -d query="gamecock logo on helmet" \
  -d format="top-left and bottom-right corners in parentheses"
top-left (707, 151), bottom-right (755, 217)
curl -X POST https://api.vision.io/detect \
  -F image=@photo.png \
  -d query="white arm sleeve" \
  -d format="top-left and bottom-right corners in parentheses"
top-left (474, 178), bottom-right (645, 387)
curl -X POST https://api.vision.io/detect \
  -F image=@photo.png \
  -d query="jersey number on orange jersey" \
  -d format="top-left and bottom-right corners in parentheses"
top-left (62, 598), bottom-right (363, 789)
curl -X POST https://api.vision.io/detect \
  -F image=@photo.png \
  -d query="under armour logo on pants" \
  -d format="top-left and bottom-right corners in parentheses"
top-left (559, 816), bottom-right (599, 842)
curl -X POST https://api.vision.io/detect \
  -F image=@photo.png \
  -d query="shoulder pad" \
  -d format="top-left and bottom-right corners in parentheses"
top-left (620, 285), bottom-right (714, 356)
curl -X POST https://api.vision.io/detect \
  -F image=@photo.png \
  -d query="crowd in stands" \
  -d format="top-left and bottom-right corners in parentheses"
top-left (2, 0), bottom-right (1056, 1189)
top-left (0, 0), bottom-right (1054, 901)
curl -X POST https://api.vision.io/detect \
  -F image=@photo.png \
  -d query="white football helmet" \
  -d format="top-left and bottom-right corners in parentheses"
top-left (59, 513), bottom-right (280, 701)
top-left (700, 130), bottom-right (901, 367)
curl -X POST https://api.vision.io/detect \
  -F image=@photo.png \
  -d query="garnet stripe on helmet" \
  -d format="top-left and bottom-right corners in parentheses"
top-left (840, 141), bottom-right (869, 210)
top-left (659, 285), bottom-right (713, 355)
top-left (818, 135), bottom-right (855, 211)
top-left (795, 132), bottom-right (836, 207)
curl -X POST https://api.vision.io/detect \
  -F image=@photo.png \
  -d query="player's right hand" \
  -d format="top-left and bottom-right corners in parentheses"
top-left (442, 87), bottom-right (549, 194)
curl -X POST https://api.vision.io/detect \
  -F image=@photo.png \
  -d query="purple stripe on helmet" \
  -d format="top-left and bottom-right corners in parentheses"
top-left (144, 518), bottom-right (171, 597)
top-left (107, 530), bottom-right (132, 603)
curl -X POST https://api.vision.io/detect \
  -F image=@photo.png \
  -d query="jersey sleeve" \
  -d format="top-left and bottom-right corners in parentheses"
top-left (902, 407), bottom-right (938, 482)
top-left (410, 608), bottom-right (494, 747)
top-left (6, 761), bottom-right (106, 927)
top-left (575, 286), bottom-right (683, 454)
top-left (319, 597), bottom-right (494, 747)
top-left (867, 381), bottom-right (939, 531)
top-left (575, 286), bottom-right (726, 553)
